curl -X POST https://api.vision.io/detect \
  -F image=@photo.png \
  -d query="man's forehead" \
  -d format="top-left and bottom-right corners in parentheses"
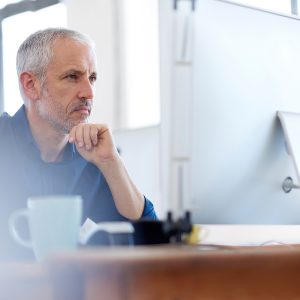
top-left (50, 38), bottom-right (97, 71)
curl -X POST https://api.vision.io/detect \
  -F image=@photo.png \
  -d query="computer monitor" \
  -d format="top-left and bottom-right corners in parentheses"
top-left (161, 0), bottom-right (300, 223)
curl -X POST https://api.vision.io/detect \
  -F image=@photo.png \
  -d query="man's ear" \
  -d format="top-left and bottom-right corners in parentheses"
top-left (19, 72), bottom-right (41, 101)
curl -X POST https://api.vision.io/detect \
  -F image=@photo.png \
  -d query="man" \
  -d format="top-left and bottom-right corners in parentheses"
top-left (0, 28), bottom-right (156, 260)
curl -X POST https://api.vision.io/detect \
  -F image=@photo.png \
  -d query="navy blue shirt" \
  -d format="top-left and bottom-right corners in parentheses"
top-left (0, 105), bottom-right (156, 260)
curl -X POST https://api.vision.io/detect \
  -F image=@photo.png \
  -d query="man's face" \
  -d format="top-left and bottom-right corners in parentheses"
top-left (36, 38), bottom-right (97, 133)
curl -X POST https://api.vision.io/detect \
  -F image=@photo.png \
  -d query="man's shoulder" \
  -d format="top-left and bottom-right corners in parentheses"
top-left (0, 112), bottom-right (12, 131)
top-left (0, 113), bottom-right (14, 156)
top-left (0, 112), bottom-right (11, 120)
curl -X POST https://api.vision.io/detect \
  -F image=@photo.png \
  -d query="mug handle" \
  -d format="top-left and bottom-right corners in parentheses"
top-left (8, 209), bottom-right (33, 248)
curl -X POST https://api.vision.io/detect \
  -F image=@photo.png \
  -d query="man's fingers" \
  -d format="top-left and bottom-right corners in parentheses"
top-left (83, 125), bottom-right (92, 150)
top-left (75, 124), bottom-right (84, 148)
top-left (69, 127), bottom-right (76, 143)
top-left (69, 124), bottom-right (107, 150)
top-left (90, 126), bottom-right (99, 146)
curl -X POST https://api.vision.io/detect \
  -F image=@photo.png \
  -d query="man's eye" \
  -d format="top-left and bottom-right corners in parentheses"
top-left (67, 74), bottom-right (78, 80)
top-left (89, 75), bottom-right (97, 84)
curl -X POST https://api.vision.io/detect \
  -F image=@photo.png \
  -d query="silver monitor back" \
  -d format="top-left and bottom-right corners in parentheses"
top-left (160, 0), bottom-right (300, 223)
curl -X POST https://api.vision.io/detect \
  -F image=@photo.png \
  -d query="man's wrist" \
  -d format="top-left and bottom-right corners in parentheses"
top-left (94, 154), bottom-right (122, 173)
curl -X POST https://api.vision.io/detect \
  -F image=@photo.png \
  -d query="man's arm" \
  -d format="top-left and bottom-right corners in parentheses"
top-left (69, 123), bottom-right (145, 220)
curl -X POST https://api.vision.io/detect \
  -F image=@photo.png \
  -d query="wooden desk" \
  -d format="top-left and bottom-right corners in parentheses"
top-left (0, 262), bottom-right (53, 300)
top-left (47, 244), bottom-right (300, 300)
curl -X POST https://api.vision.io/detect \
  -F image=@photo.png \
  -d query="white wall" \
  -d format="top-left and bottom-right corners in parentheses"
top-left (65, 1), bottom-right (163, 218)
top-left (113, 126), bottom-right (162, 218)
top-left (65, 0), bottom-right (118, 128)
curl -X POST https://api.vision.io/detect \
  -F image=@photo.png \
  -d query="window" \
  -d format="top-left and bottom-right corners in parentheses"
top-left (119, 0), bottom-right (160, 129)
top-left (2, 2), bottom-right (67, 115)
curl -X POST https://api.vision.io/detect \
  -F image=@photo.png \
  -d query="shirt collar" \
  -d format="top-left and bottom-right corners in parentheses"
top-left (12, 105), bottom-right (77, 161)
top-left (12, 105), bottom-right (35, 146)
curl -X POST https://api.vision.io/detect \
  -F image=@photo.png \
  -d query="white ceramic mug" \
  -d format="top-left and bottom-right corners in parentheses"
top-left (9, 195), bottom-right (82, 261)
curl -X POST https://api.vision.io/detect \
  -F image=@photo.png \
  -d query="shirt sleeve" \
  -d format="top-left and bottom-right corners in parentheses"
top-left (141, 196), bottom-right (158, 220)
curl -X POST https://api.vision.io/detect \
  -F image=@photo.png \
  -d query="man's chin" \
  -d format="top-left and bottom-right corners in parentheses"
top-left (78, 117), bottom-right (89, 124)
top-left (68, 117), bottom-right (89, 129)
top-left (73, 111), bottom-right (90, 122)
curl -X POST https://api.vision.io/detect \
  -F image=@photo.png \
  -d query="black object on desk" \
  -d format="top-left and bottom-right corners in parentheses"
top-left (85, 211), bottom-right (193, 246)
top-left (132, 211), bottom-right (192, 245)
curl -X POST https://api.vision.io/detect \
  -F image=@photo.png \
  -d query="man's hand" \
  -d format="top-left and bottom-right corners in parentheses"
top-left (68, 123), bottom-right (119, 167)
top-left (68, 123), bottom-right (144, 220)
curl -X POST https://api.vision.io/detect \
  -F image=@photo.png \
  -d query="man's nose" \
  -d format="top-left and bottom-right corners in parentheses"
top-left (78, 77), bottom-right (94, 100)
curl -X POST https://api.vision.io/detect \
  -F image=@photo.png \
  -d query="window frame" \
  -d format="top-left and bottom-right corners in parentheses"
top-left (0, 0), bottom-right (61, 114)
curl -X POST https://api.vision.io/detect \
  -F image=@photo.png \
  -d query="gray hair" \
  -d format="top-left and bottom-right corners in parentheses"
top-left (16, 27), bottom-right (95, 86)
